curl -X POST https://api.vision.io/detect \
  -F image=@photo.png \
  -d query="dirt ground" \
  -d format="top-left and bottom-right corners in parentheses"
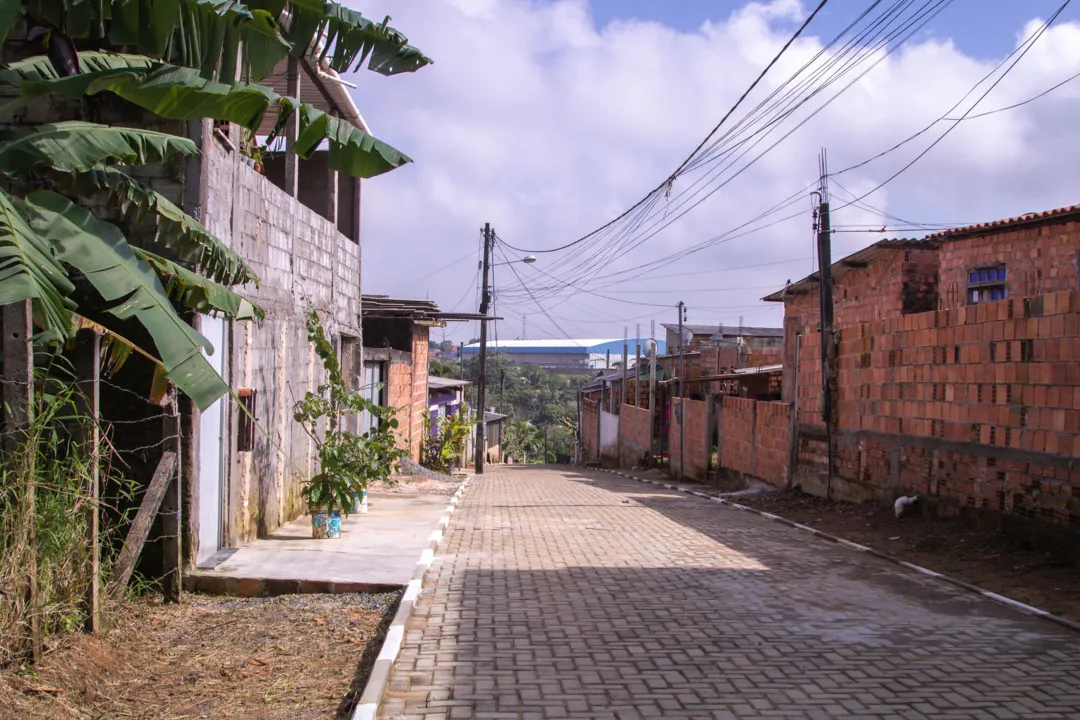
top-left (0, 591), bottom-right (400, 720)
top-left (729, 490), bottom-right (1080, 624)
top-left (375, 474), bottom-right (459, 496)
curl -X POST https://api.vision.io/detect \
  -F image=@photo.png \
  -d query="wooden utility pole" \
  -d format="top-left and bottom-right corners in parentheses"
top-left (3, 301), bottom-right (39, 660)
top-left (815, 150), bottom-right (837, 498)
top-left (474, 223), bottom-right (492, 474)
top-left (73, 329), bottom-right (101, 632)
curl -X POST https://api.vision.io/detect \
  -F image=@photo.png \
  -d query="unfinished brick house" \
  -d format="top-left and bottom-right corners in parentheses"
top-left (764, 203), bottom-right (1080, 552)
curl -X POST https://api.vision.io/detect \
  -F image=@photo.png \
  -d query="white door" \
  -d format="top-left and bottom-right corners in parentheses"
top-left (197, 315), bottom-right (227, 564)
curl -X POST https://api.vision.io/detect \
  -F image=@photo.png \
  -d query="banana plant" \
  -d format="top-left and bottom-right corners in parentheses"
top-left (0, 0), bottom-right (430, 410)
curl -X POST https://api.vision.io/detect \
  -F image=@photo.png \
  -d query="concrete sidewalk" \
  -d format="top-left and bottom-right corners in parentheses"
top-left (195, 493), bottom-right (448, 588)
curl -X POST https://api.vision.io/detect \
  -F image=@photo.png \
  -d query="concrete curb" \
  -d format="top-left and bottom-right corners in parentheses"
top-left (351, 476), bottom-right (472, 720)
top-left (595, 467), bottom-right (1080, 636)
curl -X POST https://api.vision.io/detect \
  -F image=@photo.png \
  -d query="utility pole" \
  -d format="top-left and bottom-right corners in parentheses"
top-left (677, 301), bottom-right (686, 478)
top-left (635, 323), bottom-right (642, 409)
top-left (815, 150), bottom-right (837, 497)
top-left (499, 368), bottom-right (504, 415)
top-left (459, 341), bottom-right (464, 380)
top-left (648, 319), bottom-right (657, 467)
top-left (474, 223), bottom-right (492, 474)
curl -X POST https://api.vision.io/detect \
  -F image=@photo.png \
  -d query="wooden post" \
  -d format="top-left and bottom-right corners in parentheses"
top-left (3, 301), bottom-right (39, 661)
top-left (161, 390), bottom-right (182, 602)
top-left (283, 56), bottom-right (301, 197)
top-left (109, 451), bottom-right (178, 598)
top-left (647, 320), bottom-right (657, 467)
top-left (73, 329), bottom-right (101, 633)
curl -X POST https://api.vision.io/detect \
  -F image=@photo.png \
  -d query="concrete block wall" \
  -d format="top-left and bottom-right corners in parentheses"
top-left (618, 404), bottom-right (651, 467)
top-left (202, 128), bottom-right (362, 545)
top-left (794, 289), bottom-right (1080, 527)
top-left (670, 398), bottom-right (709, 480)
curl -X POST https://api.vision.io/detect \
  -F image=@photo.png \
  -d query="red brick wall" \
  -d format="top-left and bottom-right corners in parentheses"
top-left (387, 358), bottom-right (413, 458)
top-left (937, 224), bottom-right (1080, 309)
top-left (410, 326), bottom-right (429, 462)
top-left (720, 397), bottom-right (754, 477)
top-left (718, 397), bottom-right (791, 488)
top-left (670, 398), bottom-right (709, 480)
top-left (786, 248), bottom-right (940, 336)
top-left (794, 290), bottom-right (1080, 525)
top-left (618, 404), bottom-right (651, 467)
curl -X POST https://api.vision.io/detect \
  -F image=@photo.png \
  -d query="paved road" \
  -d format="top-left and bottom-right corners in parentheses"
top-left (380, 466), bottom-right (1080, 719)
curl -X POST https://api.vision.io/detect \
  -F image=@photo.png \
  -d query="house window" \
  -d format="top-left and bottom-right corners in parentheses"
top-left (359, 361), bottom-right (386, 434)
top-left (967, 265), bottom-right (1007, 304)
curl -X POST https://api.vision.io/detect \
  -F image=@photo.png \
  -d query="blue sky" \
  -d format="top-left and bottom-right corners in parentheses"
top-left (353, 0), bottom-right (1080, 340)
top-left (585, 0), bottom-right (1079, 58)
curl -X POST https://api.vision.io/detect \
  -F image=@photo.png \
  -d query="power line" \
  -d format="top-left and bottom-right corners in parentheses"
top-left (832, 0), bottom-right (1073, 211)
top-left (499, 0), bottom-right (832, 256)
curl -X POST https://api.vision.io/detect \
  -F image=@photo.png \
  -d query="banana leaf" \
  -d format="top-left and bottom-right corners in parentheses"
top-left (0, 51), bottom-right (153, 84)
top-left (0, 121), bottom-right (198, 177)
top-left (135, 247), bottom-right (265, 324)
top-left (0, 1), bottom-right (22, 46)
top-left (0, 188), bottom-right (76, 342)
top-left (290, 102), bottom-right (409, 178)
top-left (19, 0), bottom-right (429, 82)
top-left (64, 166), bottom-right (259, 287)
top-left (8, 58), bottom-right (412, 179)
top-left (24, 189), bottom-right (228, 411)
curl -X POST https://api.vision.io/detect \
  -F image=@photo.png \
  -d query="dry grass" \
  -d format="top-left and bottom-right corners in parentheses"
top-left (0, 591), bottom-right (400, 720)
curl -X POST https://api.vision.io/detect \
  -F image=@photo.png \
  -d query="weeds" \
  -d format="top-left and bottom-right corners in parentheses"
top-left (0, 366), bottom-right (133, 665)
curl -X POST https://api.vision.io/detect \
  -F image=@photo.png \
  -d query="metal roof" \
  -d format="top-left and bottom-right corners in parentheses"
top-left (465, 338), bottom-right (617, 349)
top-left (662, 324), bottom-right (783, 338)
top-left (483, 411), bottom-right (507, 423)
top-left (763, 201), bottom-right (1080, 303)
top-left (761, 238), bottom-right (930, 303)
top-left (429, 376), bottom-right (471, 390)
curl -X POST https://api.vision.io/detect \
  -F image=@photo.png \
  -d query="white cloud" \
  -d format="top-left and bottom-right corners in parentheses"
top-left (345, 0), bottom-right (1080, 341)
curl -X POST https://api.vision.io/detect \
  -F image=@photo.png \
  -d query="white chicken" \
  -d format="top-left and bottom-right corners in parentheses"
top-left (894, 495), bottom-right (918, 519)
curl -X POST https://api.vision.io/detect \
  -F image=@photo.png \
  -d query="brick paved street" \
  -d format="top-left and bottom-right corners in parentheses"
top-left (380, 466), bottom-right (1080, 719)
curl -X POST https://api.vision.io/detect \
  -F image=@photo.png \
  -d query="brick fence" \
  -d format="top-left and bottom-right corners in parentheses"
top-left (670, 398), bottom-right (709, 480)
top-left (718, 397), bottom-right (791, 488)
top-left (619, 404), bottom-right (650, 467)
top-left (795, 290), bottom-right (1080, 527)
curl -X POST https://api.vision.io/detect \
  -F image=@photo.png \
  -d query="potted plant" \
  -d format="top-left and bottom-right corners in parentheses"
top-left (240, 130), bottom-right (266, 174)
top-left (293, 310), bottom-right (406, 538)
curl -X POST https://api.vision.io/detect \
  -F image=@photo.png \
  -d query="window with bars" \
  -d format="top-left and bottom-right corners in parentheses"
top-left (967, 265), bottom-right (1007, 304)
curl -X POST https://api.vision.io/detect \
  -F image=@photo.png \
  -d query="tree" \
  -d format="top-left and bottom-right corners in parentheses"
top-left (503, 420), bottom-right (541, 464)
top-left (0, 1), bottom-right (431, 409)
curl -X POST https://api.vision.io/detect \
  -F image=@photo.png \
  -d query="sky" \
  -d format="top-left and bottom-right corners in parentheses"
top-left (342, 0), bottom-right (1080, 345)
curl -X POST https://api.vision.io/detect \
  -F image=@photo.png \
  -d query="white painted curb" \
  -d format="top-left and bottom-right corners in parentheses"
top-left (351, 476), bottom-right (472, 720)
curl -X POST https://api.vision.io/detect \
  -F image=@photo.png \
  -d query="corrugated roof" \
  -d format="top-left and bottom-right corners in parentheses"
top-left (761, 238), bottom-right (929, 302)
top-left (464, 339), bottom-right (617, 351)
top-left (662, 324), bottom-right (782, 338)
top-left (763, 201), bottom-right (1080, 303)
top-left (429, 376), bottom-right (471, 390)
top-left (923, 203), bottom-right (1080, 241)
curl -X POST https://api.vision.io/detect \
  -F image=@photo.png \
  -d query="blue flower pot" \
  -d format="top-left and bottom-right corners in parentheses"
top-left (311, 509), bottom-right (341, 539)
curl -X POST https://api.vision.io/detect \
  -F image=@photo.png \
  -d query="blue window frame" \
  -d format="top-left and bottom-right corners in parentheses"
top-left (967, 264), bottom-right (1008, 305)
